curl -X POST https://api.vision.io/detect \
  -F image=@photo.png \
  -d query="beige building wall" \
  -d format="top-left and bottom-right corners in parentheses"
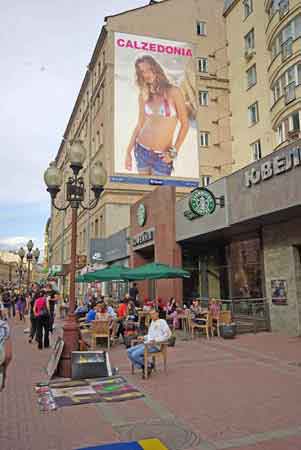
top-left (49, 0), bottom-right (232, 268)
top-left (225, 0), bottom-right (274, 171)
top-left (224, 0), bottom-right (301, 171)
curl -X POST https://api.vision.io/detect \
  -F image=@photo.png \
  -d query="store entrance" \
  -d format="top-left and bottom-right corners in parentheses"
top-left (182, 244), bottom-right (229, 305)
top-left (134, 245), bottom-right (155, 299)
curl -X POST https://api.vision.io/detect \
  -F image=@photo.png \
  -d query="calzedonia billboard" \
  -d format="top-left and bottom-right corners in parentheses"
top-left (113, 32), bottom-right (199, 188)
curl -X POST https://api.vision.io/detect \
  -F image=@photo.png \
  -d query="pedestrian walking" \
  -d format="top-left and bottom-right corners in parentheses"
top-left (34, 291), bottom-right (50, 350)
top-left (0, 318), bottom-right (12, 391)
top-left (2, 290), bottom-right (12, 319)
top-left (16, 290), bottom-right (26, 321)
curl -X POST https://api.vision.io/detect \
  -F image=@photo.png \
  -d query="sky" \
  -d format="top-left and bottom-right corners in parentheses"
top-left (0, 0), bottom-right (148, 256)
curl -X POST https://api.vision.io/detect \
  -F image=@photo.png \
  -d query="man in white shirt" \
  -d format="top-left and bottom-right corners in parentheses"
top-left (127, 309), bottom-right (171, 377)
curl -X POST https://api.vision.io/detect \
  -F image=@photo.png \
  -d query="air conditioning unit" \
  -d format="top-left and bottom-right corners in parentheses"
top-left (244, 48), bottom-right (256, 61)
top-left (287, 130), bottom-right (301, 141)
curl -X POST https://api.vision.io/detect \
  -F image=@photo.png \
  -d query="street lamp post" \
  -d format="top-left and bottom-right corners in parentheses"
top-left (44, 140), bottom-right (107, 377)
top-left (26, 241), bottom-right (40, 291)
top-left (17, 247), bottom-right (25, 289)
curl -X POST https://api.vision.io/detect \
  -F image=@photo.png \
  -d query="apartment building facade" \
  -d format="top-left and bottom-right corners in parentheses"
top-left (224, 0), bottom-right (301, 169)
top-left (49, 0), bottom-right (232, 271)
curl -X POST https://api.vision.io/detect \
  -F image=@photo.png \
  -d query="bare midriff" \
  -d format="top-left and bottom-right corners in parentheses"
top-left (137, 116), bottom-right (177, 152)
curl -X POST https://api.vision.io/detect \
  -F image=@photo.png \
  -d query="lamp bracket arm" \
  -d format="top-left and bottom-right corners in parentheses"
top-left (80, 197), bottom-right (99, 211)
top-left (52, 199), bottom-right (70, 212)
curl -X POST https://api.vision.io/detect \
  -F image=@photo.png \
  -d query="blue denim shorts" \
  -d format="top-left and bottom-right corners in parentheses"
top-left (134, 143), bottom-right (173, 176)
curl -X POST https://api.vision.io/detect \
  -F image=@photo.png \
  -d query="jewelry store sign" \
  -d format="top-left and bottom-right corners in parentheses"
top-left (244, 146), bottom-right (301, 188)
top-left (132, 228), bottom-right (155, 249)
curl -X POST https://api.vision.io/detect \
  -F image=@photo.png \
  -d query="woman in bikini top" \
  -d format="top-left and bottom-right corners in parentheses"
top-left (125, 55), bottom-right (189, 174)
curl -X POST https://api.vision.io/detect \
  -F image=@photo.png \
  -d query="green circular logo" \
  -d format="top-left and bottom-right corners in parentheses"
top-left (189, 188), bottom-right (216, 216)
top-left (137, 203), bottom-right (147, 226)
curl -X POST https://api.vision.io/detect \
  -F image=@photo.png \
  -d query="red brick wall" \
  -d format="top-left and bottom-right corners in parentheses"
top-left (130, 186), bottom-right (182, 305)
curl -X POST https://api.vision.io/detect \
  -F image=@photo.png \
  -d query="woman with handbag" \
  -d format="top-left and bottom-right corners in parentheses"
top-left (0, 318), bottom-right (12, 391)
top-left (34, 291), bottom-right (50, 350)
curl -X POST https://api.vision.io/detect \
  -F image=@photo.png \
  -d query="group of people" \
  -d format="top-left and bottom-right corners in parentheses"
top-left (0, 281), bottom-right (60, 351)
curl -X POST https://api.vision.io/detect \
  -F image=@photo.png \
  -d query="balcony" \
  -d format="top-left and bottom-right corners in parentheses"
top-left (284, 81), bottom-right (296, 104)
top-left (270, 82), bottom-right (301, 127)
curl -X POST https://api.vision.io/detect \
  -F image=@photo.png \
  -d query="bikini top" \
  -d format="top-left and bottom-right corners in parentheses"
top-left (144, 98), bottom-right (177, 118)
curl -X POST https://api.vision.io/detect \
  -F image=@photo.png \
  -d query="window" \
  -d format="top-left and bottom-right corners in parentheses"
top-left (282, 38), bottom-right (293, 61)
top-left (248, 102), bottom-right (259, 125)
top-left (200, 132), bottom-right (209, 147)
top-left (277, 122), bottom-right (285, 144)
top-left (246, 65), bottom-right (257, 88)
top-left (201, 175), bottom-right (212, 187)
top-left (251, 140), bottom-right (262, 161)
top-left (285, 81), bottom-right (296, 103)
top-left (289, 111), bottom-right (300, 131)
top-left (197, 21), bottom-right (206, 36)
top-left (199, 90), bottom-right (208, 106)
top-left (245, 29), bottom-right (255, 50)
top-left (198, 57), bottom-right (208, 73)
top-left (243, 0), bottom-right (253, 18)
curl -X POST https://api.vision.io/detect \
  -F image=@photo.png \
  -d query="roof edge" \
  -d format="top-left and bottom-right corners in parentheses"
top-left (105, 0), bottom-right (170, 22)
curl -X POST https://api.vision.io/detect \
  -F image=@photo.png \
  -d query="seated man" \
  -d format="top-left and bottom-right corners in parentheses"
top-left (127, 309), bottom-right (171, 378)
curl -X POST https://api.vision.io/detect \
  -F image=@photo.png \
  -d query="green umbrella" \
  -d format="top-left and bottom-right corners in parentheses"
top-left (76, 265), bottom-right (130, 282)
top-left (125, 262), bottom-right (190, 281)
top-left (75, 274), bottom-right (87, 282)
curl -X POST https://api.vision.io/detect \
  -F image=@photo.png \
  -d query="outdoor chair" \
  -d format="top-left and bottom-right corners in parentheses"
top-left (211, 310), bottom-right (232, 336)
top-left (188, 311), bottom-right (213, 339)
top-left (91, 320), bottom-right (111, 350)
top-left (131, 339), bottom-right (168, 379)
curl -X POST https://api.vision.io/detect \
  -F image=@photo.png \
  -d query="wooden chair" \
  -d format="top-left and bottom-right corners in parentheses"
top-left (211, 310), bottom-right (232, 336)
top-left (91, 320), bottom-right (111, 350)
top-left (188, 311), bottom-right (213, 339)
top-left (131, 340), bottom-right (168, 379)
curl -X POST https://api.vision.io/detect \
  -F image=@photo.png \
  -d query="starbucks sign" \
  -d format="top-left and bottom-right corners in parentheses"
top-left (184, 188), bottom-right (217, 220)
top-left (137, 203), bottom-right (147, 227)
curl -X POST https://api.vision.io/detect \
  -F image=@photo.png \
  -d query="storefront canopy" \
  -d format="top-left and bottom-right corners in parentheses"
top-left (76, 263), bottom-right (190, 282)
top-left (125, 263), bottom-right (190, 280)
top-left (76, 265), bottom-right (130, 282)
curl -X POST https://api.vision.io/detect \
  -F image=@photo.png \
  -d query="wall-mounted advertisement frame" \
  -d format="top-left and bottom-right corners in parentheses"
top-left (113, 32), bottom-right (199, 188)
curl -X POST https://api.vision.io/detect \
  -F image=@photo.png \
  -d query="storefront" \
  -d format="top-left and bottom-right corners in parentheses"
top-left (176, 139), bottom-right (301, 335)
top-left (130, 186), bottom-right (182, 302)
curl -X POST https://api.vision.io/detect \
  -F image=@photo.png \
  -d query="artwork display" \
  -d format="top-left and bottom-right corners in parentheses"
top-left (271, 279), bottom-right (288, 305)
top-left (46, 337), bottom-right (64, 379)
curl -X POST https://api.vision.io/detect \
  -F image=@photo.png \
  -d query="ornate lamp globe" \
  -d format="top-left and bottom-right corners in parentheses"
top-left (44, 162), bottom-right (63, 199)
top-left (91, 162), bottom-right (108, 198)
top-left (69, 140), bottom-right (86, 174)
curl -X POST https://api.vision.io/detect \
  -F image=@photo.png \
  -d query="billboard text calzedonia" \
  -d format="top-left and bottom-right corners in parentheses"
top-left (114, 32), bottom-right (199, 186)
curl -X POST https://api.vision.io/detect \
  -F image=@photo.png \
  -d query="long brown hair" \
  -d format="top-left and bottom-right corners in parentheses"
top-left (135, 55), bottom-right (172, 101)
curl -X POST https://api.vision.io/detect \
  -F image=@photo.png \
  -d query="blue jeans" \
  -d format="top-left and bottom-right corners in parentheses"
top-left (127, 343), bottom-right (159, 369)
top-left (134, 143), bottom-right (173, 176)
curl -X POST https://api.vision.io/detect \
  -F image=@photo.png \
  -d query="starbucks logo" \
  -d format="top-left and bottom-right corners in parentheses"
top-left (189, 188), bottom-right (216, 216)
top-left (137, 203), bottom-right (147, 227)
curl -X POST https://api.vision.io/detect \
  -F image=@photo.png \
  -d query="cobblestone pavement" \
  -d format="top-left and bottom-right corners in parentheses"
top-left (2, 319), bottom-right (301, 450)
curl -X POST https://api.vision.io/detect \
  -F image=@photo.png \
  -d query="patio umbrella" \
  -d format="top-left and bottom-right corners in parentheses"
top-left (125, 262), bottom-right (190, 280)
top-left (75, 274), bottom-right (87, 282)
top-left (76, 265), bottom-right (130, 282)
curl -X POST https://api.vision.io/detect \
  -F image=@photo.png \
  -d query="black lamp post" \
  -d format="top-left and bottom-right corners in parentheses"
top-left (44, 140), bottom-right (107, 377)
top-left (16, 247), bottom-right (25, 288)
top-left (26, 241), bottom-right (40, 290)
